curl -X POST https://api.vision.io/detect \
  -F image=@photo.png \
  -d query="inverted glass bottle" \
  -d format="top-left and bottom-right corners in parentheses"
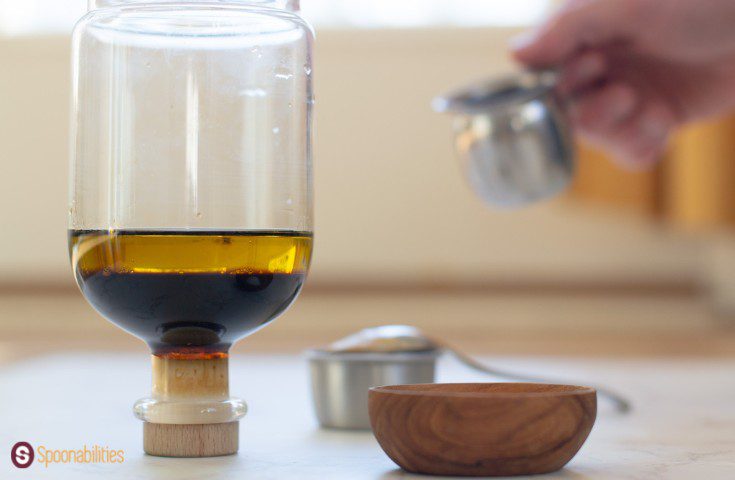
top-left (69, 0), bottom-right (313, 456)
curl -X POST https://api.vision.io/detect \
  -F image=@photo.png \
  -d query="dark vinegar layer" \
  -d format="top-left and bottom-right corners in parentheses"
top-left (69, 230), bottom-right (312, 356)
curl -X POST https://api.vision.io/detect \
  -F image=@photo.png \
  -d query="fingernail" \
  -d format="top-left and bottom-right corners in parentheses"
top-left (642, 117), bottom-right (670, 142)
top-left (509, 30), bottom-right (538, 51)
top-left (575, 57), bottom-right (603, 83)
top-left (609, 89), bottom-right (636, 122)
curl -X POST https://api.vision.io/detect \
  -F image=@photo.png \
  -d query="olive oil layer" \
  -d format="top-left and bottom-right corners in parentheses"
top-left (69, 230), bottom-right (312, 356)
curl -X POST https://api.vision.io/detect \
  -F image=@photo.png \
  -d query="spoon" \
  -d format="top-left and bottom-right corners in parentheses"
top-left (326, 325), bottom-right (631, 413)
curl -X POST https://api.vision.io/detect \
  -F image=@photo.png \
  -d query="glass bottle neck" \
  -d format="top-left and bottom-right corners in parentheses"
top-left (89, 0), bottom-right (299, 12)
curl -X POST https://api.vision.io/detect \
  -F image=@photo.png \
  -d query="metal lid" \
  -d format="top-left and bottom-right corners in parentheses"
top-left (433, 70), bottom-right (558, 115)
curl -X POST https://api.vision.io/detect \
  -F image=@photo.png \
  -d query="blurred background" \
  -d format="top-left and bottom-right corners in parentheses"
top-left (2, 0), bottom-right (735, 361)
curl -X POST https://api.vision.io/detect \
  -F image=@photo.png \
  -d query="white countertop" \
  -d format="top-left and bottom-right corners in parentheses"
top-left (1, 353), bottom-right (734, 479)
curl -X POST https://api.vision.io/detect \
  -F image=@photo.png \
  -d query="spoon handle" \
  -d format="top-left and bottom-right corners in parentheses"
top-left (442, 343), bottom-right (631, 413)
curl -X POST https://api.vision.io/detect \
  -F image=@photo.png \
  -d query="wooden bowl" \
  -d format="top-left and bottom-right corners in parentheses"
top-left (368, 383), bottom-right (596, 477)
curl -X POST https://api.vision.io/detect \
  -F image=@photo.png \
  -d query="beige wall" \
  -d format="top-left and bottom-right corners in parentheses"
top-left (0, 28), bottom-right (701, 288)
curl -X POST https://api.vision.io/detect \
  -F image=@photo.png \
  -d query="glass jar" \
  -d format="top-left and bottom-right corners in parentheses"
top-left (70, 0), bottom-right (313, 234)
top-left (69, 0), bottom-right (313, 457)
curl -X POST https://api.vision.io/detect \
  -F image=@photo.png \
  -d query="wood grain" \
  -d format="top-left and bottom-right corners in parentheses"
top-left (368, 383), bottom-right (596, 477)
top-left (143, 422), bottom-right (238, 457)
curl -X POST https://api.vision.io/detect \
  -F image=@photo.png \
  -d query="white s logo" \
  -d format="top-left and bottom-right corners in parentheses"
top-left (15, 446), bottom-right (29, 464)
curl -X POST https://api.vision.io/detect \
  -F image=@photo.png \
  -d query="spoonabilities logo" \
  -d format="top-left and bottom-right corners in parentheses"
top-left (11, 442), bottom-right (34, 468)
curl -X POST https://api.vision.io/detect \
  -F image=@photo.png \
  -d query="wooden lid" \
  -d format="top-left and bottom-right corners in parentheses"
top-left (144, 422), bottom-right (238, 457)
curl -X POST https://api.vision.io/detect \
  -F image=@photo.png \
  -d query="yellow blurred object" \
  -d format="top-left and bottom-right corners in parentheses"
top-left (570, 116), bottom-right (735, 230)
top-left (570, 143), bottom-right (661, 217)
top-left (664, 116), bottom-right (735, 229)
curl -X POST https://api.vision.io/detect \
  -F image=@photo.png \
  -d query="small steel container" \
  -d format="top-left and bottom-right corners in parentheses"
top-left (433, 71), bottom-right (575, 208)
top-left (307, 349), bottom-right (439, 429)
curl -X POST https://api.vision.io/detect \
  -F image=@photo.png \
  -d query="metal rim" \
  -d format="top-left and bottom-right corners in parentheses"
top-left (305, 349), bottom-right (442, 362)
top-left (433, 70), bottom-right (557, 115)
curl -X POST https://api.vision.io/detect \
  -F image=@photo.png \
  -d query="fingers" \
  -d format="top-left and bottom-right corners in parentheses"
top-left (509, 0), bottom-right (674, 168)
top-left (569, 83), bottom-right (637, 132)
top-left (612, 104), bottom-right (677, 169)
top-left (556, 50), bottom-right (608, 95)
top-left (511, 0), bottom-right (632, 67)
top-left (570, 83), bottom-right (677, 169)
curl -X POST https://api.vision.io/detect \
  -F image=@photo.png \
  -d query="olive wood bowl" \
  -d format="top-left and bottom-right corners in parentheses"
top-left (368, 383), bottom-right (596, 477)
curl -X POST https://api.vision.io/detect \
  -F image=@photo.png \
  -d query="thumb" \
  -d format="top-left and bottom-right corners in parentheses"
top-left (511, 0), bottom-right (631, 67)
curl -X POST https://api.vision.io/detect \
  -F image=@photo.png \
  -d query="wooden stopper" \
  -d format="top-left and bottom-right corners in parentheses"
top-left (144, 355), bottom-right (239, 457)
top-left (144, 422), bottom-right (238, 457)
top-left (151, 355), bottom-right (230, 401)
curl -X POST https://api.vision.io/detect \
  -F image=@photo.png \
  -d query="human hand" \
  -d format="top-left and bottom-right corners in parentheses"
top-left (511, 0), bottom-right (735, 169)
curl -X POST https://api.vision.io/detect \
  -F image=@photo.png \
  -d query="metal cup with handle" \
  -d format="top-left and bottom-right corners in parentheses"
top-left (433, 70), bottom-right (575, 208)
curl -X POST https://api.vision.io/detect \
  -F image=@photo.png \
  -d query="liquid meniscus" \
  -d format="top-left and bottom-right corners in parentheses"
top-left (69, 230), bottom-right (313, 357)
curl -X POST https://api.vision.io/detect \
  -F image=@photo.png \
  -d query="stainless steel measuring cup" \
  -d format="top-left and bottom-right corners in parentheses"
top-left (307, 349), bottom-right (439, 429)
top-left (433, 71), bottom-right (575, 208)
